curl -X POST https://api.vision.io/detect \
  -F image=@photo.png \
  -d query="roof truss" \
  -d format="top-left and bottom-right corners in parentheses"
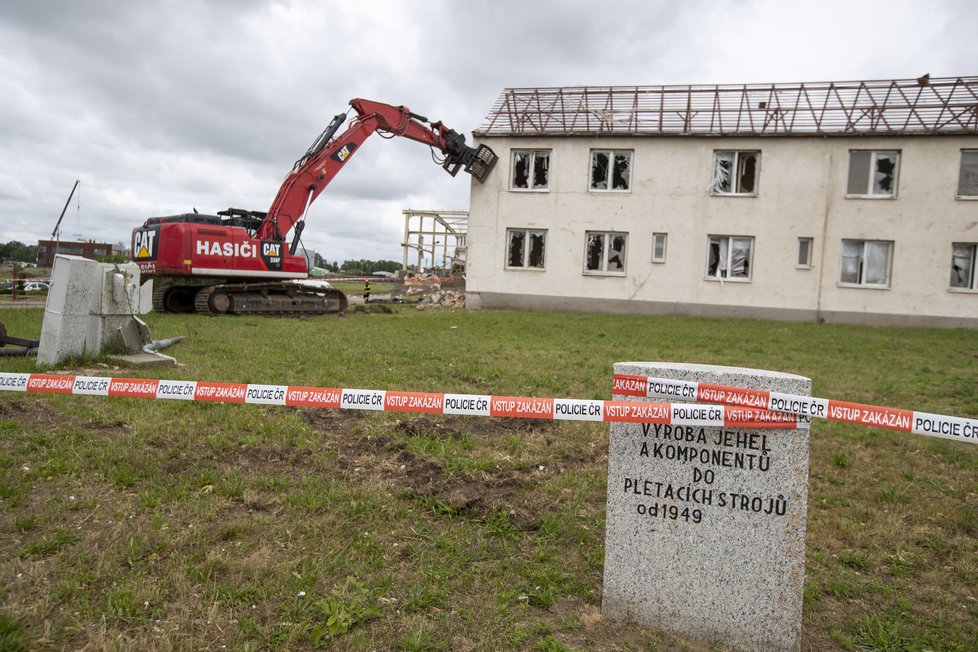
top-left (476, 76), bottom-right (978, 137)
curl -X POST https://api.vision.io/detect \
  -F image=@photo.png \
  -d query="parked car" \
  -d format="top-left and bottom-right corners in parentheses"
top-left (22, 281), bottom-right (50, 292)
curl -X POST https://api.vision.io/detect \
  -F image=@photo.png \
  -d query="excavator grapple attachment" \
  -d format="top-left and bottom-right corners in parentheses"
top-left (467, 144), bottom-right (498, 183)
top-left (443, 142), bottom-right (498, 182)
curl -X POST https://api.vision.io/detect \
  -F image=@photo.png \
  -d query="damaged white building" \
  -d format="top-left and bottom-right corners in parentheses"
top-left (465, 75), bottom-right (978, 327)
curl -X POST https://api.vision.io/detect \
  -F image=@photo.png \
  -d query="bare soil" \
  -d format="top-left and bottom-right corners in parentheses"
top-left (300, 411), bottom-right (593, 532)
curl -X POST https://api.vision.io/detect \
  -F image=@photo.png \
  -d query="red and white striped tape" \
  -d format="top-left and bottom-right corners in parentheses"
top-left (0, 372), bottom-right (804, 429)
top-left (613, 374), bottom-right (978, 445)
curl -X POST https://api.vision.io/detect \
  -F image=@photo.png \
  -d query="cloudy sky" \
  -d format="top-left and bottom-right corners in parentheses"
top-left (2, 0), bottom-right (975, 265)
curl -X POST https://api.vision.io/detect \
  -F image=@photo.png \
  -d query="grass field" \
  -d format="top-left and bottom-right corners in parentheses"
top-left (0, 305), bottom-right (976, 651)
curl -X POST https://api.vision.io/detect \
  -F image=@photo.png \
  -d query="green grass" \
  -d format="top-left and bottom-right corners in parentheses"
top-left (1, 305), bottom-right (976, 650)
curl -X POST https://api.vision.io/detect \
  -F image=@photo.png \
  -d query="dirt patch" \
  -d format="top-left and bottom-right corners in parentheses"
top-left (0, 397), bottom-right (133, 452)
top-left (298, 410), bottom-right (583, 531)
top-left (0, 397), bottom-right (65, 431)
top-left (294, 405), bottom-right (365, 434)
top-left (344, 429), bottom-right (540, 530)
top-left (208, 443), bottom-right (321, 484)
top-left (389, 413), bottom-right (564, 441)
top-left (391, 447), bottom-right (541, 530)
top-left (352, 304), bottom-right (394, 314)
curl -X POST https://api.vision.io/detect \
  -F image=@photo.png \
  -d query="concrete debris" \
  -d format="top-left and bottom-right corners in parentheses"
top-left (399, 272), bottom-right (442, 296)
top-left (396, 271), bottom-right (464, 297)
top-left (416, 290), bottom-right (465, 310)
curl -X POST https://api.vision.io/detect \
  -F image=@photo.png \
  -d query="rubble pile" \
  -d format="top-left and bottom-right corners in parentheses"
top-left (416, 290), bottom-right (465, 310)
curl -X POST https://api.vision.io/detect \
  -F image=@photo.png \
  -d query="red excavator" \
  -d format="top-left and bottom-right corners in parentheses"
top-left (131, 98), bottom-right (496, 315)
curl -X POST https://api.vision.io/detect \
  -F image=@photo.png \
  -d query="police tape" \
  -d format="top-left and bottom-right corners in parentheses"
top-left (0, 372), bottom-right (807, 429)
top-left (612, 374), bottom-right (978, 445)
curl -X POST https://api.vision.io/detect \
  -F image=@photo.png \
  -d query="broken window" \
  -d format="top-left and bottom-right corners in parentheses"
top-left (528, 232), bottom-right (546, 267)
top-left (511, 150), bottom-right (550, 190)
top-left (584, 231), bottom-right (627, 274)
top-left (507, 230), bottom-right (525, 267)
top-left (652, 233), bottom-right (668, 263)
top-left (847, 151), bottom-right (900, 197)
top-left (957, 150), bottom-right (978, 197)
top-left (706, 236), bottom-right (753, 280)
top-left (797, 238), bottom-right (813, 268)
top-left (950, 243), bottom-right (977, 289)
top-left (590, 150), bottom-right (631, 191)
top-left (711, 151), bottom-right (759, 195)
top-left (506, 228), bottom-right (546, 269)
top-left (840, 239), bottom-right (892, 286)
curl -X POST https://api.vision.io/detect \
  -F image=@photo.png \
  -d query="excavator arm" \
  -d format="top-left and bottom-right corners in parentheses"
top-left (257, 98), bottom-right (497, 247)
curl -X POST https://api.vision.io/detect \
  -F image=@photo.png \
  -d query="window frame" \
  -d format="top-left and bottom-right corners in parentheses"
top-left (846, 150), bottom-right (901, 198)
top-left (838, 239), bottom-right (893, 288)
top-left (705, 235), bottom-right (754, 282)
top-left (950, 242), bottom-right (978, 291)
top-left (957, 150), bottom-right (978, 199)
top-left (589, 149), bottom-right (632, 192)
top-left (583, 231), bottom-right (628, 275)
top-left (710, 150), bottom-right (760, 196)
top-left (651, 232), bottom-right (668, 263)
top-left (796, 237), bottom-right (814, 269)
top-left (510, 149), bottom-right (551, 192)
top-left (504, 228), bottom-right (547, 271)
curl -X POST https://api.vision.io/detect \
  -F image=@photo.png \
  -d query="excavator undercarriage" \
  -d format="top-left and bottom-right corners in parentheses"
top-left (153, 281), bottom-right (347, 316)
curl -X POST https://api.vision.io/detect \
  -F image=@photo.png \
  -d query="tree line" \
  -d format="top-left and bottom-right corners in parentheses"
top-left (0, 241), bottom-right (405, 274)
top-left (0, 241), bottom-right (38, 264)
top-left (313, 255), bottom-right (404, 274)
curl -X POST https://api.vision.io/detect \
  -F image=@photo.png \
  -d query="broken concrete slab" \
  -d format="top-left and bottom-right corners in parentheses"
top-left (107, 352), bottom-right (176, 368)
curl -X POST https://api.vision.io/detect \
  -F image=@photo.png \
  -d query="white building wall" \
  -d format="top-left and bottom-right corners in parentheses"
top-left (466, 134), bottom-right (978, 327)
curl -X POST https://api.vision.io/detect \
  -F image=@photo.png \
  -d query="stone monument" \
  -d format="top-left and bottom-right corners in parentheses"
top-left (602, 362), bottom-right (811, 652)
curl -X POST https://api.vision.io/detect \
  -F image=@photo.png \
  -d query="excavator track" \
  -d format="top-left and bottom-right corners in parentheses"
top-left (153, 284), bottom-right (201, 313)
top-left (191, 281), bottom-right (347, 316)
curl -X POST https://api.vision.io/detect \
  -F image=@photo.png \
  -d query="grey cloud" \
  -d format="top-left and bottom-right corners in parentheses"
top-left (0, 0), bottom-right (972, 265)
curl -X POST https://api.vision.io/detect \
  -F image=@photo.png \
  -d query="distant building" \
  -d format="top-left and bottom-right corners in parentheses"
top-left (36, 240), bottom-right (113, 267)
top-left (402, 209), bottom-right (468, 274)
top-left (467, 75), bottom-right (978, 328)
top-left (303, 249), bottom-right (320, 270)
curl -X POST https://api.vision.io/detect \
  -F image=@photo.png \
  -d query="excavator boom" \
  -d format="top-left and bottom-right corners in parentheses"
top-left (258, 99), bottom-right (496, 243)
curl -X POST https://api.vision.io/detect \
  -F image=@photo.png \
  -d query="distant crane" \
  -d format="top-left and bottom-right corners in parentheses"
top-left (51, 179), bottom-right (80, 241)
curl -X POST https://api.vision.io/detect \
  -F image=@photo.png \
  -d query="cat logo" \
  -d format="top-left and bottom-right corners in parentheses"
top-left (261, 240), bottom-right (284, 271)
top-left (330, 142), bottom-right (357, 163)
top-left (132, 227), bottom-right (159, 260)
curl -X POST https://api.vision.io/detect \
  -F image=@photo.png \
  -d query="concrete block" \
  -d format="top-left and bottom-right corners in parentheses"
top-left (37, 255), bottom-right (149, 367)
